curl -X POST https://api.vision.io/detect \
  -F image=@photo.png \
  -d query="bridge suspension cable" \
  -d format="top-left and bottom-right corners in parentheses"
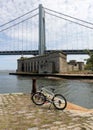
top-left (45, 11), bottom-right (93, 30)
top-left (0, 6), bottom-right (39, 53)
top-left (0, 5), bottom-right (93, 55)
top-left (45, 6), bottom-right (93, 51)
top-left (45, 7), bottom-right (93, 26)
top-left (0, 13), bottom-right (38, 32)
top-left (0, 7), bottom-right (38, 28)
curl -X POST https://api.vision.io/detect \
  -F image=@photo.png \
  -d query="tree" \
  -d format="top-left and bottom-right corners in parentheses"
top-left (85, 50), bottom-right (93, 70)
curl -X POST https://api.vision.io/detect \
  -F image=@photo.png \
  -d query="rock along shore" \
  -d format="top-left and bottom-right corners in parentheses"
top-left (0, 93), bottom-right (93, 130)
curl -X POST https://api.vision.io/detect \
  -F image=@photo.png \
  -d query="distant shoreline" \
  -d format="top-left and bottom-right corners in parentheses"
top-left (0, 70), bottom-right (15, 72)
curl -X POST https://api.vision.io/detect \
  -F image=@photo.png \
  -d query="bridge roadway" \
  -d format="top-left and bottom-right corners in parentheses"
top-left (0, 49), bottom-right (92, 55)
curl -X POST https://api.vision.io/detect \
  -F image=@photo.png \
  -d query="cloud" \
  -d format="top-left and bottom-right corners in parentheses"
top-left (0, 0), bottom-right (92, 23)
top-left (0, 0), bottom-right (38, 24)
top-left (0, 0), bottom-right (93, 50)
top-left (0, 0), bottom-right (93, 69)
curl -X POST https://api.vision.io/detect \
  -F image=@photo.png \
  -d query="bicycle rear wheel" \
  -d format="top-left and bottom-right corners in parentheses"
top-left (31, 92), bottom-right (46, 105)
top-left (53, 94), bottom-right (67, 110)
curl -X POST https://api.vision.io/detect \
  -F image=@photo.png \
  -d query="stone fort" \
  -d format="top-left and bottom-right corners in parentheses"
top-left (17, 51), bottom-right (84, 74)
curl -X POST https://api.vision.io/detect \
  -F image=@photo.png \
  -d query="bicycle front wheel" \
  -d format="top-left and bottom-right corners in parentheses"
top-left (31, 92), bottom-right (46, 106)
top-left (53, 94), bottom-right (67, 110)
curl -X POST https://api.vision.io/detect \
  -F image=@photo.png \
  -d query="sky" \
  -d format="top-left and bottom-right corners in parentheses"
top-left (0, 0), bottom-right (93, 70)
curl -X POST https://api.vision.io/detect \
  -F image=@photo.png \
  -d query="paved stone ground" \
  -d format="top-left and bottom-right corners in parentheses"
top-left (0, 93), bottom-right (93, 130)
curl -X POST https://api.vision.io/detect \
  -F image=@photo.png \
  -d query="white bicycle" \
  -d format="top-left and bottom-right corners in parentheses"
top-left (31, 87), bottom-right (67, 110)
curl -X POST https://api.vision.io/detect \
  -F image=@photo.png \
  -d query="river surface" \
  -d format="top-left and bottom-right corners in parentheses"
top-left (0, 70), bottom-right (93, 109)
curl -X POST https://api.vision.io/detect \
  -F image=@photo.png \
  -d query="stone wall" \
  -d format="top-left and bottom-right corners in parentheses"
top-left (67, 60), bottom-right (84, 72)
top-left (17, 52), bottom-right (67, 74)
top-left (17, 53), bottom-right (84, 74)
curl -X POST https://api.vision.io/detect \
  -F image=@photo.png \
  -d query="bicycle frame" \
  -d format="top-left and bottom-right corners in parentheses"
top-left (31, 87), bottom-right (67, 110)
top-left (41, 88), bottom-right (54, 100)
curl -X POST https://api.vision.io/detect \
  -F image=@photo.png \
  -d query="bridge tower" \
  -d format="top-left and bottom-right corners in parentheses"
top-left (39, 4), bottom-right (46, 55)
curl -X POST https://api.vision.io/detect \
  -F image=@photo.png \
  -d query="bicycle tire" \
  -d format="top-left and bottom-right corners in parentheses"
top-left (31, 92), bottom-right (46, 106)
top-left (53, 94), bottom-right (67, 110)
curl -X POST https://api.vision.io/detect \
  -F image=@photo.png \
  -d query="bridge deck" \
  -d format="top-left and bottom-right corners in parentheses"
top-left (0, 50), bottom-right (92, 55)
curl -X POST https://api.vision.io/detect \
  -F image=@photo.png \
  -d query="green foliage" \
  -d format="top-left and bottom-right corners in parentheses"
top-left (85, 50), bottom-right (93, 70)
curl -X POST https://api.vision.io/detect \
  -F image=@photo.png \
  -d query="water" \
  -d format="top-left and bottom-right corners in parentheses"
top-left (0, 71), bottom-right (93, 109)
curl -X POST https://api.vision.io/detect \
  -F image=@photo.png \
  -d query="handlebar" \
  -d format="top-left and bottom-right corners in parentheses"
top-left (50, 88), bottom-right (55, 92)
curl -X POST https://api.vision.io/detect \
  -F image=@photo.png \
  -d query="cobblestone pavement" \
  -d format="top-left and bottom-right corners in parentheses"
top-left (0, 93), bottom-right (93, 130)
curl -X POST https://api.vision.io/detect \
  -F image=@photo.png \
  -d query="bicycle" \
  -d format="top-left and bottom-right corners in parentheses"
top-left (31, 87), bottom-right (67, 110)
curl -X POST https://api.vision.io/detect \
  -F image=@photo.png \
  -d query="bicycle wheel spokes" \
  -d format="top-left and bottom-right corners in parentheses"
top-left (32, 92), bottom-right (46, 105)
top-left (53, 94), bottom-right (67, 110)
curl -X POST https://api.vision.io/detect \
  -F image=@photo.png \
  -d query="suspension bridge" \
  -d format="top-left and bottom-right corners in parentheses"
top-left (0, 4), bottom-right (93, 55)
